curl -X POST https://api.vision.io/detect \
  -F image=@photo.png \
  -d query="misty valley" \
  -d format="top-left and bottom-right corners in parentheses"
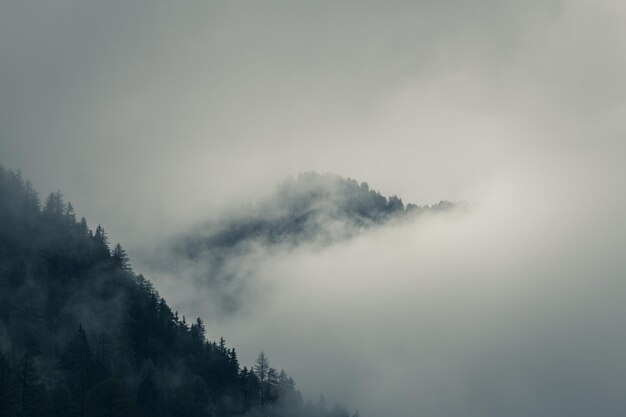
top-left (0, 166), bottom-right (458, 417)
top-left (2, 2), bottom-right (626, 416)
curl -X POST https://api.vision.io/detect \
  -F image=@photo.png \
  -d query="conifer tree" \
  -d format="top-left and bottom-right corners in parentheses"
top-left (111, 243), bottom-right (131, 271)
top-left (254, 352), bottom-right (270, 406)
top-left (93, 225), bottom-right (108, 247)
top-left (43, 191), bottom-right (64, 218)
top-left (137, 363), bottom-right (162, 417)
top-left (61, 325), bottom-right (93, 417)
top-left (65, 202), bottom-right (76, 224)
top-left (17, 354), bottom-right (45, 417)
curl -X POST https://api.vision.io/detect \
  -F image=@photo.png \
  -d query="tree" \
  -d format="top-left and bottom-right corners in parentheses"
top-left (137, 363), bottom-right (162, 417)
top-left (61, 325), bottom-right (94, 417)
top-left (43, 191), bottom-right (65, 218)
top-left (93, 225), bottom-right (109, 254)
top-left (386, 195), bottom-right (404, 213)
top-left (265, 366), bottom-right (279, 403)
top-left (65, 202), bottom-right (76, 224)
top-left (23, 180), bottom-right (40, 212)
top-left (17, 353), bottom-right (45, 417)
top-left (77, 217), bottom-right (90, 238)
top-left (111, 244), bottom-right (131, 271)
top-left (277, 369), bottom-right (301, 410)
top-left (190, 318), bottom-right (206, 346)
top-left (254, 352), bottom-right (270, 406)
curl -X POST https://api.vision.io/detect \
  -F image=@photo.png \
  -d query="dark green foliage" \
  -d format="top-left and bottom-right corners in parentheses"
top-left (0, 351), bottom-right (18, 417)
top-left (0, 164), bottom-right (355, 417)
top-left (85, 379), bottom-right (136, 417)
top-left (16, 354), bottom-right (46, 417)
top-left (136, 363), bottom-right (162, 417)
top-left (60, 326), bottom-right (94, 417)
top-left (180, 171), bottom-right (457, 270)
top-left (111, 244), bottom-right (131, 272)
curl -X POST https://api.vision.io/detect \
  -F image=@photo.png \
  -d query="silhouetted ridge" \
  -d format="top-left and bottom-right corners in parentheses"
top-left (0, 165), bottom-right (356, 417)
top-left (181, 171), bottom-right (457, 258)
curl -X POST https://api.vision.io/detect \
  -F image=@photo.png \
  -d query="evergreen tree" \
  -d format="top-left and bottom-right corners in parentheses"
top-left (111, 244), bottom-right (131, 271)
top-left (254, 352), bottom-right (270, 406)
top-left (16, 354), bottom-right (45, 417)
top-left (93, 225), bottom-right (110, 255)
top-left (43, 191), bottom-right (64, 218)
top-left (65, 202), bottom-right (76, 224)
top-left (137, 363), bottom-right (162, 417)
top-left (190, 318), bottom-right (206, 347)
top-left (60, 326), bottom-right (94, 417)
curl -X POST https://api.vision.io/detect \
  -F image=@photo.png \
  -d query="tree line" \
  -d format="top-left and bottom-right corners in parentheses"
top-left (0, 165), bottom-right (357, 417)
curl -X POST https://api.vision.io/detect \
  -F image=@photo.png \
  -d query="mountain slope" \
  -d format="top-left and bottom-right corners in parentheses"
top-left (180, 172), bottom-right (455, 259)
top-left (162, 172), bottom-right (457, 314)
top-left (0, 165), bottom-right (354, 417)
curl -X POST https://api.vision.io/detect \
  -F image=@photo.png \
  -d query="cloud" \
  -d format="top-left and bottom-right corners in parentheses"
top-left (1, 1), bottom-right (626, 416)
top-left (189, 158), bottom-right (626, 417)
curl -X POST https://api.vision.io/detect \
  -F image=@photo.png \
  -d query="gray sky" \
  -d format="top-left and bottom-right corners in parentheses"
top-left (1, 1), bottom-right (626, 416)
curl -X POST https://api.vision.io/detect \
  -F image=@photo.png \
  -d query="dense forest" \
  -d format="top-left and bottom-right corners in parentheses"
top-left (181, 171), bottom-right (456, 259)
top-left (0, 165), bottom-right (357, 417)
top-left (168, 172), bottom-right (458, 313)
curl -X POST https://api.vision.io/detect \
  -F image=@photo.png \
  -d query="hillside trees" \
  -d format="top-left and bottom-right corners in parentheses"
top-left (0, 164), bottom-right (355, 417)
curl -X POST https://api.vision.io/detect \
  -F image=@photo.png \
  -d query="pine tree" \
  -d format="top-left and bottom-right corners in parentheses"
top-left (93, 225), bottom-right (109, 254)
top-left (190, 318), bottom-right (206, 346)
top-left (23, 180), bottom-right (40, 212)
top-left (111, 244), bottom-right (130, 271)
top-left (137, 363), bottom-right (162, 417)
top-left (65, 202), bottom-right (76, 224)
top-left (60, 325), bottom-right (93, 417)
top-left (77, 217), bottom-right (89, 238)
top-left (43, 191), bottom-right (64, 218)
top-left (17, 354), bottom-right (45, 417)
top-left (254, 352), bottom-right (270, 406)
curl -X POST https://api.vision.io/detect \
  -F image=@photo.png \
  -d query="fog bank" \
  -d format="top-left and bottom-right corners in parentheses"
top-left (1, 1), bottom-right (626, 415)
top-left (141, 153), bottom-right (626, 416)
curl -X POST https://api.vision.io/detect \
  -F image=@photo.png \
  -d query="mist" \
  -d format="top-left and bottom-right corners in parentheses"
top-left (1, 1), bottom-right (626, 416)
top-left (141, 154), bottom-right (625, 416)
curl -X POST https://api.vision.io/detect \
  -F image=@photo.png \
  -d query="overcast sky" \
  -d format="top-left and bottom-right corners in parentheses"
top-left (1, 1), bottom-right (626, 416)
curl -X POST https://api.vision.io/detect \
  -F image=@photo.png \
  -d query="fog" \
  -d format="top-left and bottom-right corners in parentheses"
top-left (143, 156), bottom-right (625, 416)
top-left (1, 1), bottom-right (626, 416)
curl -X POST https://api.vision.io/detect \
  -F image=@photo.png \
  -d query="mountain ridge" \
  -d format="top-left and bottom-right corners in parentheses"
top-left (0, 165), bottom-right (357, 417)
top-left (179, 171), bottom-right (458, 258)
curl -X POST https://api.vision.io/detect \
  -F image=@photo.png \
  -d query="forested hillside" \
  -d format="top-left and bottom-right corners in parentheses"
top-left (180, 172), bottom-right (455, 259)
top-left (0, 166), bottom-right (355, 417)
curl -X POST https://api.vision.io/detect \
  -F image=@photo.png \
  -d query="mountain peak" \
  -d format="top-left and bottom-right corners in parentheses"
top-left (179, 171), bottom-right (457, 259)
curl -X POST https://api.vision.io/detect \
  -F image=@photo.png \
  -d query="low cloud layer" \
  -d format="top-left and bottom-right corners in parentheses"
top-left (151, 172), bottom-right (458, 314)
top-left (1, 1), bottom-right (626, 416)
top-left (180, 158), bottom-right (625, 417)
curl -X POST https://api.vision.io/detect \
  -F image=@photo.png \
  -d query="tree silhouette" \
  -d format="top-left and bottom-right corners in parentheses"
top-left (111, 243), bottom-right (131, 271)
top-left (254, 352), bottom-right (270, 406)
top-left (60, 325), bottom-right (93, 417)
top-left (17, 354), bottom-right (45, 417)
